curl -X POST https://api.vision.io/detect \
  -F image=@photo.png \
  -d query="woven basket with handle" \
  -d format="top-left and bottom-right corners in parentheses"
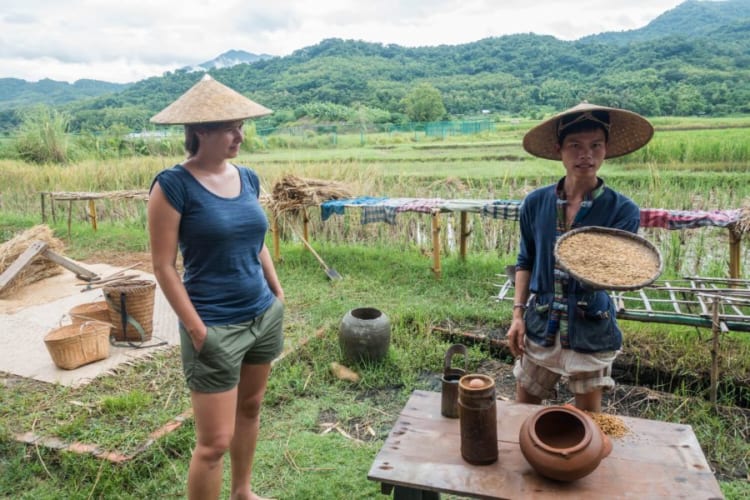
top-left (103, 280), bottom-right (156, 342)
top-left (69, 300), bottom-right (111, 325)
top-left (44, 321), bottom-right (111, 370)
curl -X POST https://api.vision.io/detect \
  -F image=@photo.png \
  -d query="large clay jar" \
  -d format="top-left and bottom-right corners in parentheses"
top-left (339, 307), bottom-right (391, 363)
top-left (518, 405), bottom-right (612, 482)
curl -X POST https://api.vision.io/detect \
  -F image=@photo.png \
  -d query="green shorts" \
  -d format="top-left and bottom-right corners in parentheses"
top-left (179, 298), bottom-right (284, 393)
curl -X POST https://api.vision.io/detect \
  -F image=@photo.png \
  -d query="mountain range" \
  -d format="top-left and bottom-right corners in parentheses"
top-left (0, 50), bottom-right (272, 112)
top-left (182, 49), bottom-right (275, 73)
top-left (1, 0), bottom-right (749, 132)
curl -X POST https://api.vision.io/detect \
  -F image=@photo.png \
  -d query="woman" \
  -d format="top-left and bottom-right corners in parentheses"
top-left (148, 75), bottom-right (283, 500)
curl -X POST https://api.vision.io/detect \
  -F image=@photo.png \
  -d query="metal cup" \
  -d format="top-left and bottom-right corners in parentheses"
top-left (441, 344), bottom-right (468, 418)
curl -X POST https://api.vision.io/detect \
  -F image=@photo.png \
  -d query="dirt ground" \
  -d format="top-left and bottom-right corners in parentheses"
top-left (82, 250), bottom-right (154, 274)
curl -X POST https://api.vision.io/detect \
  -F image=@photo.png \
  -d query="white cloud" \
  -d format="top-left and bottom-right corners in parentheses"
top-left (0, 0), bottom-right (684, 83)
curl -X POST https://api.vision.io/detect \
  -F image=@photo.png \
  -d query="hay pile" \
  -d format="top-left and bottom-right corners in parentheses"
top-left (732, 201), bottom-right (750, 237)
top-left (0, 225), bottom-right (65, 297)
top-left (269, 175), bottom-right (353, 216)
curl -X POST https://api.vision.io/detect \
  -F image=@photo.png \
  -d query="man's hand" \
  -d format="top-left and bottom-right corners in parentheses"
top-left (506, 317), bottom-right (526, 358)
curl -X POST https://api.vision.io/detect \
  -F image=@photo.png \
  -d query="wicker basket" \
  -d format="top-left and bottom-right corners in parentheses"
top-left (103, 280), bottom-right (156, 342)
top-left (44, 321), bottom-right (111, 370)
top-left (554, 226), bottom-right (663, 291)
top-left (69, 300), bottom-right (111, 325)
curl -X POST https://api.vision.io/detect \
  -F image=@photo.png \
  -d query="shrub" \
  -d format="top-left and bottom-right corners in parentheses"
top-left (14, 106), bottom-right (71, 164)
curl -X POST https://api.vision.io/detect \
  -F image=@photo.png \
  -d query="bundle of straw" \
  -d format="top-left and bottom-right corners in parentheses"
top-left (733, 201), bottom-right (750, 236)
top-left (268, 175), bottom-right (353, 216)
top-left (0, 225), bottom-right (65, 297)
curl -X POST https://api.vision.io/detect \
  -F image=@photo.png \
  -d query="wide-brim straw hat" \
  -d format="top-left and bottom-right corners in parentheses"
top-left (522, 102), bottom-right (654, 160)
top-left (150, 74), bottom-right (272, 125)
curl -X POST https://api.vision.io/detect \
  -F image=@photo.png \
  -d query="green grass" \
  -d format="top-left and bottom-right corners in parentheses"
top-left (1, 226), bottom-right (748, 498)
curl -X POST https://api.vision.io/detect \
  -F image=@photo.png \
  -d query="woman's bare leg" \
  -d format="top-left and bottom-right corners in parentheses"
top-left (188, 388), bottom-right (238, 499)
top-left (230, 363), bottom-right (273, 500)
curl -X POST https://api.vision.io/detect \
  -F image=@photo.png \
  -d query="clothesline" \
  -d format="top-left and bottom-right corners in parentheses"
top-left (320, 196), bottom-right (742, 230)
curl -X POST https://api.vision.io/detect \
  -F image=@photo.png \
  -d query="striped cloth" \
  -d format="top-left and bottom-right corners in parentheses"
top-left (481, 200), bottom-right (522, 221)
top-left (640, 208), bottom-right (741, 230)
top-left (320, 198), bottom-right (741, 229)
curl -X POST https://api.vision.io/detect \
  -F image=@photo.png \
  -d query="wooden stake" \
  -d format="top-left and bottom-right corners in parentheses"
top-left (303, 209), bottom-right (310, 243)
top-left (88, 199), bottom-right (98, 231)
top-left (272, 217), bottom-right (281, 262)
top-left (728, 228), bottom-right (741, 282)
top-left (67, 200), bottom-right (73, 239)
top-left (710, 297), bottom-right (720, 405)
top-left (459, 211), bottom-right (469, 261)
top-left (40, 192), bottom-right (47, 223)
top-left (431, 211), bottom-right (441, 279)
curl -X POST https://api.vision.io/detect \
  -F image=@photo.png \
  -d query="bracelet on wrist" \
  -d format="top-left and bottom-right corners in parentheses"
top-left (513, 303), bottom-right (527, 311)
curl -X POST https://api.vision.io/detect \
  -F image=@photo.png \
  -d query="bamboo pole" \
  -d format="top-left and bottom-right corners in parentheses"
top-left (272, 218), bottom-right (281, 262)
top-left (67, 200), bottom-right (73, 239)
top-left (728, 228), bottom-right (741, 282)
top-left (40, 192), bottom-right (46, 223)
top-left (88, 199), bottom-right (98, 231)
top-left (459, 211), bottom-right (469, 261)
top-left (710, 297), bottom-right (720, 405)
top-left (431, 211), bottom-right (441, 279)
top-left (303, 210), bottom-right (310, 242)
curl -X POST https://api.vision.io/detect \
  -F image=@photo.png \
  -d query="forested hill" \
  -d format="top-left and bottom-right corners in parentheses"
top-left (2, 0), bottom-right (750, 133)
top-left (584, 0), bottom-right (750, 43)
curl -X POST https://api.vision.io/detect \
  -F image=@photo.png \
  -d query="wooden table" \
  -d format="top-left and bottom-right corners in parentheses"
top-left (368, 390), bottom-right (723, 499)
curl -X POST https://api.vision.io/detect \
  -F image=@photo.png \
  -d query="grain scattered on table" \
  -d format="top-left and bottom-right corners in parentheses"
top-left (586, 411), bottom-right (630, 438)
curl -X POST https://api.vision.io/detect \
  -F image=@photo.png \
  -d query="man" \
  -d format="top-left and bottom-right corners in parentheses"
top-left (507, 102), bottom-right (654, 412)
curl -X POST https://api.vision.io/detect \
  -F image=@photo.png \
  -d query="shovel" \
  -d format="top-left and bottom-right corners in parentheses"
top-left (291, 225), bottom-right (342, 280)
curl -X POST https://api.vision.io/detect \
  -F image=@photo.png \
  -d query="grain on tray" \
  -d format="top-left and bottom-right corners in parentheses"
top-left (557, 232), bottom-right (659, 287)
top-left (585, 411), bottom-right (630, 438)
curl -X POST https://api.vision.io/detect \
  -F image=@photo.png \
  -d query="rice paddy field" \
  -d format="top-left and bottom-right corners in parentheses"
top-left (2, 116), bottom-right (749, 278)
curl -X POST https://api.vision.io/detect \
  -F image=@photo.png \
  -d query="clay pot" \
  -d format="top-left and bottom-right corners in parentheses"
top-left (339, 307), bottom-right (390, 363)
top-left (518, 405), bottom-right (612, 482)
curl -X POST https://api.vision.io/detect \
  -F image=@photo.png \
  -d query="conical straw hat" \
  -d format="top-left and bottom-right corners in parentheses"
top-left (150, 74), bottom-right (272, 125)
top-left (522, 102), bottom-right (653, 160)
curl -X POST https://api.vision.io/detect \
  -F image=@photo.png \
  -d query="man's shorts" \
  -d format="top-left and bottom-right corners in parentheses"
top-left (179, 298), bottom-right (284, 393)
top-left (513, 354), bottom-right (614, 400)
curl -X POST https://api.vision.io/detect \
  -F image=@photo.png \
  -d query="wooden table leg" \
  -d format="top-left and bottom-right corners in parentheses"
top-left (393, 486), bottom-right (440, 500)
top-left (379, 482), bottom-right (440, 499)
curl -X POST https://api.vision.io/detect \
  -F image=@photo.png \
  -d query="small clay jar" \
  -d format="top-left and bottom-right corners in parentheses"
top-left (518, 405), bottom-right (612, 482)
top-left (339, 307), bottom-right (391, 363)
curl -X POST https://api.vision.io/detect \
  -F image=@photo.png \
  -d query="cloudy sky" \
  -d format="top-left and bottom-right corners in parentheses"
top-left (1, 0), bottom-right (687, 84)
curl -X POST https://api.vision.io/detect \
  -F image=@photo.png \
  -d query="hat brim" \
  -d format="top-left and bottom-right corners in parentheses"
top-left (522, 103), bottom-right (654, 160)
top-left (150, 75), bottom-right (272, 125)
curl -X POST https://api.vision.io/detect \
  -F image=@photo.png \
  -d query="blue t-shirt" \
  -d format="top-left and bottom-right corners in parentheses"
top-left (152, 164), bottom-right (275, 326)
